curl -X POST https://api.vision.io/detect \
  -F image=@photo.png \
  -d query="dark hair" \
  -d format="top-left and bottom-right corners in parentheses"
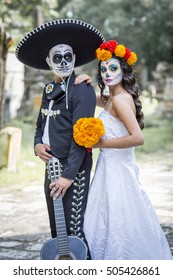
top-left (97, 57), bottom-right (144, 130)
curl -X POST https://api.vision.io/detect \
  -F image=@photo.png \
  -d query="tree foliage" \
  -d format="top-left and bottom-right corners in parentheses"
top-left (60, 0), bottom-right (173, 70)
top-left (1, 0), bottom-right (172, 70)
top-left (0, 0), bottom-right (60, 41)
top-left (0, 0), bottom-right (173, 127)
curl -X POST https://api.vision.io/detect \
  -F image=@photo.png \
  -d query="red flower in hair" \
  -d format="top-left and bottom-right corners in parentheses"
top-left (100, 40), bottom-right (118, 52)
top-left (100, 42), bottom-right (109, 50)
top-left (125, 48), bottom-right (131, 59)
top-left (107, 40), bottom-right (118, 52)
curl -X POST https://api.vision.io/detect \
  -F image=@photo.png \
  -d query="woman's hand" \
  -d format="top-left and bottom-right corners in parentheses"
top-left (92, 138), bottom-right (104, 149)
top-left (74, 74), bottom-right (92, 85)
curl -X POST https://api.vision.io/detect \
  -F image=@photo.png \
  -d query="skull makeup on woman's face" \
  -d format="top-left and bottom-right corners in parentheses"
top-left (46, 44), bottom-right (75, 78)
top-left (100, 58), bottom-right (123, 86)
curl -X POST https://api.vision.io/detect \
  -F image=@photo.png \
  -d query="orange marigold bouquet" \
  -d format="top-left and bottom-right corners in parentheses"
top-left (73, 117), bottom-right (105, 148)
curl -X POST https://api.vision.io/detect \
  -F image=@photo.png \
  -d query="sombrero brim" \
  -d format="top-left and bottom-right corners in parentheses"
top-left (15, 19), bottom-right (105, 69)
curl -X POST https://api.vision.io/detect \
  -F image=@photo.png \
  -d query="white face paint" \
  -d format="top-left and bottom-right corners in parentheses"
top-left (100, 58), bottom-right (123, 86)
top-left (46, 44), bottom-right (75, 78)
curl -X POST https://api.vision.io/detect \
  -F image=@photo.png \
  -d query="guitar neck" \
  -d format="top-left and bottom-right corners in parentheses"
top-left (48, 157), bottom-right (70, 256)
top-left (53, 195), bottom-right (70, 256)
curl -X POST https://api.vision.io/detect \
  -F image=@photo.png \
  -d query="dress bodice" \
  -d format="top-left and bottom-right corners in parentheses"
top-left (99, 109), bottom-right (135, 161)
top-left (99, 109), bottom-right (129, 139)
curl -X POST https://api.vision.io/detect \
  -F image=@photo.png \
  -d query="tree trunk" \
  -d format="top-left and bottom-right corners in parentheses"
top-left (0, 21), bottom-right (13, 130)
top-left (0, 22), bottom-right (5, 129)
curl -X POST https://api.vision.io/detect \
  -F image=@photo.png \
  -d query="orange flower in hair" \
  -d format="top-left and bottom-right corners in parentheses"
top-left (114, 44), bottom-right (126, 58)
top-left (127, 52), bottom-right (137, 65)
top-left (96, 48), bottom-right (112, 61)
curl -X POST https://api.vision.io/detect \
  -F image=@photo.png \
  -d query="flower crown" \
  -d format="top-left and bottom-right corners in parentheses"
top-left (96, 40), bottom-right (137, 65)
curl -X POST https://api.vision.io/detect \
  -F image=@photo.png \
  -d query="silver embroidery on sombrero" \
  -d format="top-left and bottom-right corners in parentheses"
top-left (15, 19), bottom-right (105, 58)
top-left (70, 170), bottom-right (85, 238)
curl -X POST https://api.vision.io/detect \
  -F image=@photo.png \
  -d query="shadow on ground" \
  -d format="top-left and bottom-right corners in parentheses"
top-left (0, 225), bottom-right (172, 260)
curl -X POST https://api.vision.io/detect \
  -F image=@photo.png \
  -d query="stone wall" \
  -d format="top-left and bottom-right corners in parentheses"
top-left (152, 62), bottom-right (173, 117)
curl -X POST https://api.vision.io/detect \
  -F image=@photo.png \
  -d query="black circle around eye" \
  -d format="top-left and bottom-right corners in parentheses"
top-left (53, 54), bottom-right (62, 64)
top-left (64, 52), bottom-right (73, 62)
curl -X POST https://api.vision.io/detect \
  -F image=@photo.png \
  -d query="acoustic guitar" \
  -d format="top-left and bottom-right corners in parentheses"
top-left (40, 156), bottom-right (88, 260)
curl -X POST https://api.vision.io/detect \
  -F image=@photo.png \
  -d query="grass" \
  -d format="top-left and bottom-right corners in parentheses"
top-left (136, 118), bottom-right (173, 154)
top-left (137, 96), bottom-right (173, 154)
top-left (0, 97), bottom-right (173, 188)
top-left (0, 118), bottom-right (45, 187)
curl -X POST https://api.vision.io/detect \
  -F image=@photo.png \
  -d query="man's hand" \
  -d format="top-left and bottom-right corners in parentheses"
top-left (35, 143), bottom-right (52, 163)
top-left (49, 177), bottom-right (73, 199)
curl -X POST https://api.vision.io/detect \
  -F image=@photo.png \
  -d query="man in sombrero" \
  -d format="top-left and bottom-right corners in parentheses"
top-left (15, 18), bottom-right (105, 258)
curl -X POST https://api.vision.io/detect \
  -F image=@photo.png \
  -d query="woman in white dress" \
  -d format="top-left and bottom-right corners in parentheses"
top-left (81, 40), bottom-right (172, 260)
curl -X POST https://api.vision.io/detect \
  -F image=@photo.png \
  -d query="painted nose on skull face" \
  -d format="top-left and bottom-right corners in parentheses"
top-left (47, 44), bottom-right (75, 78)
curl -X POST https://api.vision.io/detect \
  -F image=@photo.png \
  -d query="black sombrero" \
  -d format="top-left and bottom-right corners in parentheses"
top-left (15, 18), bottom-right (105, 70)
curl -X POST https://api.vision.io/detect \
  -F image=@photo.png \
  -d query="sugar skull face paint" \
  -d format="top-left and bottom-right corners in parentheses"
top-left (100, 58), bottom-right (123, 86)
top-left (46, 44), bottom-right (75, 78)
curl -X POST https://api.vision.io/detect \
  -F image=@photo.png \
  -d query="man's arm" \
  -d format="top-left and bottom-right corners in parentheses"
top-left (34, 93), bottom-right (52, 162)
top-left (50, 82), bottom-right (96, 199)
top-left (62, 82), bottom-right (96, 179)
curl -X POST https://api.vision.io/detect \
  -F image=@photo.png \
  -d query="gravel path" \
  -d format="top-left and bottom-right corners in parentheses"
top-left (0, 153), bottom-right (173, 259)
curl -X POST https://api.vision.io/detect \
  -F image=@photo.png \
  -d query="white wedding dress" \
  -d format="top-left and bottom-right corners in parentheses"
top-left (83, 109), bottom-right (172, 260)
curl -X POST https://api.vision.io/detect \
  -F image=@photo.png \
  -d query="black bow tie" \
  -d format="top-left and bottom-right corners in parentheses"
top-left (45, 82), bottom-right (65, 101)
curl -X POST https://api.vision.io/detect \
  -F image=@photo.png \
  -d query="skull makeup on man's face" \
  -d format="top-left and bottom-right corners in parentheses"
top-left (100, 58), bottom-right (123, 86)
top-left (47, 44), bottom-right (75, 78)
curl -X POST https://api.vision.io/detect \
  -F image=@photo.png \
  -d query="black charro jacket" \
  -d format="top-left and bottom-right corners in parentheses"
top-left (34, 72), bottom-right (96, 180)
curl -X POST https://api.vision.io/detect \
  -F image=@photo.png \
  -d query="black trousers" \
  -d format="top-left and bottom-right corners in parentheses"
top-left (44, 153), bottom-right (92, 258)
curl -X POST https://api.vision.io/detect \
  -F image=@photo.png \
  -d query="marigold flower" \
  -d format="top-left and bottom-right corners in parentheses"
top-left (73, 117), bottom-right (105, 148)
top-left (107, 40), bottom-right (118, 52)
top-left (124, 48), bottom-right (131, 59)
top-left (114, 44), bottom-right (126, 58)
top-left (100, 42), bottom-right (109, 50)
top-left (127, 51), bottom-right (137, 65)
top-left (96, 48), bottom-right (112, 61)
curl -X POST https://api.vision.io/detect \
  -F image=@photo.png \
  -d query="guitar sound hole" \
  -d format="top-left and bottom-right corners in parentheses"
top-left (59, 254), bottom-right (73, 260)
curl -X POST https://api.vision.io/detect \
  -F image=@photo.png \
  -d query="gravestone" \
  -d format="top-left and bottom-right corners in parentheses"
top-left (0, 127), bottom-right (22, 171)
top-left (152, 62), bottom-right (173, 117)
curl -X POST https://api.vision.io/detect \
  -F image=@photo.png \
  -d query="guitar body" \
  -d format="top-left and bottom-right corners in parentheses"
top-left (40, 235), bottom-right (87, 260)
